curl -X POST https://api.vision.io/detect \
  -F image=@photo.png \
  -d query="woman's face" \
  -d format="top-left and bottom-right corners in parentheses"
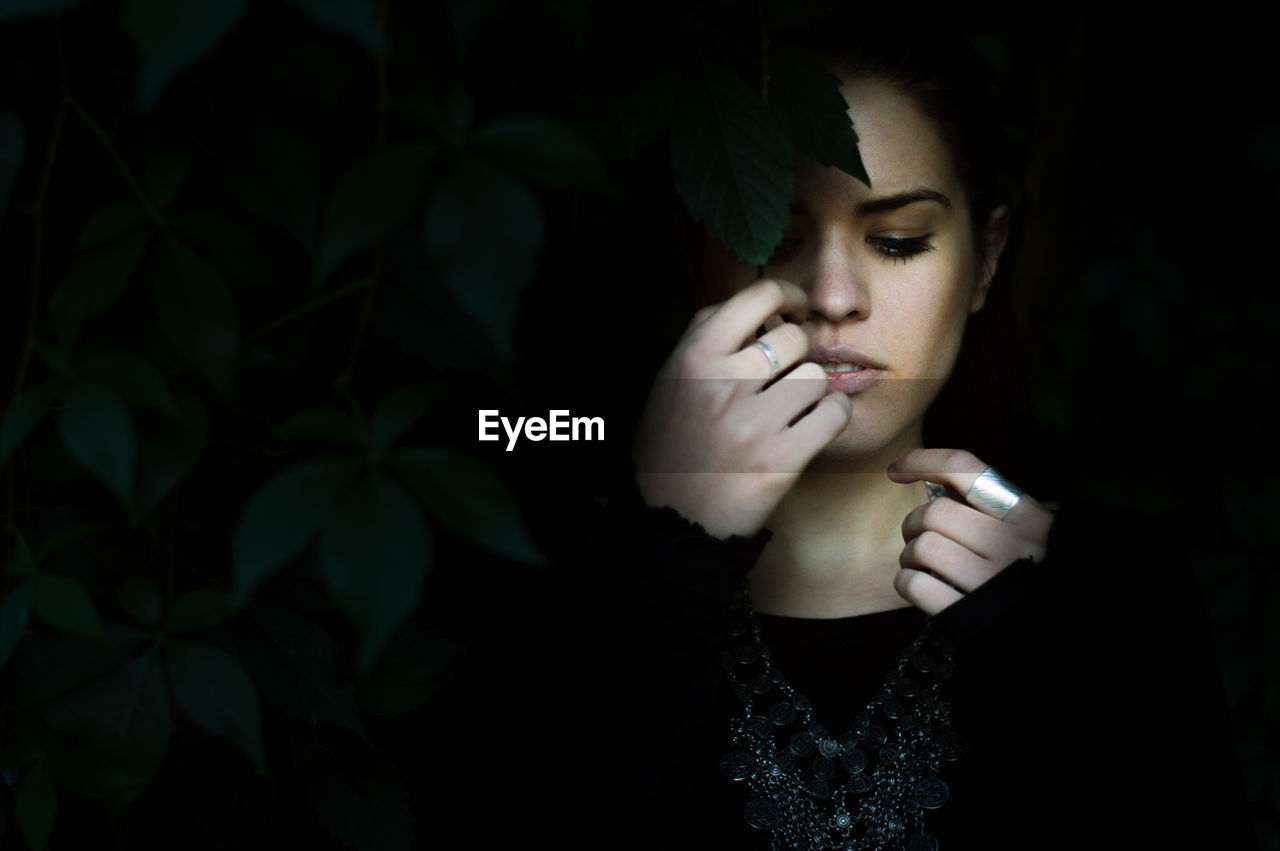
top-left (694, 75), bottom-right (1006, 462)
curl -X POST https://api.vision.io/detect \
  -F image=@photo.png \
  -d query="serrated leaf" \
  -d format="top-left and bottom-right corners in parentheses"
top-left (57, 382), bottom-right (135, 503)
top-left (0, 378), bottom-right (62, 464)
top-left (123, 0), bottom-right (252, 106)
top-left (77, 351), bottom-right (182, 421)
top-left (356, 622), bottom-right (462, 716)
top-left (39, 648), bottom-right (171, 797)
top-left (133, 380), bottom-right (210, 517)
top-left (387, 446), bottom-right (545, 566)
top-left (472, 115), bottom-right (612, 193)
top-left (314, 142), bottom-right (436, 287)
top-left (166, 588), bottom-right (234, 634)
top-left (317, 472), bottom-right (429, 673)
top-left (670, 43), bottom-right (794, 266)
top-left (214, 116), bottom-right (326, 255)
top-left (116, 575), bottom-right (162, 628)
top-left (425, 155), bottom-right (545, 361)
top-left (14, 760), bottom-right (55, 851)
top-left (12, 623), bottom-right (151, 705)
top-left (33, 571), bottom-right (104, 640)
top-left (0, 580), bottom-right (31, 669)
top-left (445, 0), bottom-right (506, 60)
top-left (0, 111), bottom-right (26, 221)
top-left (239, 599), bottom-right (370, 740)
top-left (163, 639), bottom-right (264, 774)
top-left (369, 384), bottom-right (440, 451)
top-left (231, 458), bottom-right (366, 603)
top-left (47, 210), bottom-right (153, 346)
top-left (281, 0), bottom-right (384, 53)
top-left (150, 237), bottom-right (239, 395)
top-left (301, 738), bottom-right (414, 851)
top-left (767, 38), bottom-right (869, 187)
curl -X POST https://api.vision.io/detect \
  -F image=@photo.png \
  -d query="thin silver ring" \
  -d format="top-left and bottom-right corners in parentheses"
top-left (751, 340), bottom-right (780, 376)
top-left (964, 467), bottom-right (1024, 520)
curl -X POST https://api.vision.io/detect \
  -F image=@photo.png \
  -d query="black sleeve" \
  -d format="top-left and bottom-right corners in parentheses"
top-left (929, 500), bottom-right (1259, 850)
top-left (485, 459), bottom-right (773, 847)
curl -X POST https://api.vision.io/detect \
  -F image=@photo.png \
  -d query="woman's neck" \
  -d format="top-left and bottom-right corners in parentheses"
top-left (746, 428), bottom-right (931, 619)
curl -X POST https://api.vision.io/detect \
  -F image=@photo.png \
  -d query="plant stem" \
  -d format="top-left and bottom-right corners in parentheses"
top-left (3, 21), bottom-right (70, 570)
top-left (332, 0), bottom-right (391, 397)
top-left (66, 96), bottom-right (166, 230)
top-left (249, 277), bottom-right (372, 339)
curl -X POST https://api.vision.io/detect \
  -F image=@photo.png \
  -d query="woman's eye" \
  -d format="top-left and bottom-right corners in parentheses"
top-left (869, 235), bottom-right (935, 263)
top-left (769, 237), bottom-right (803, 261)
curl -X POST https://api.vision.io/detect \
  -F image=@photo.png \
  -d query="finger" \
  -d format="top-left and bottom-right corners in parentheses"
top-left (684, 303), bottom-right (721, 336)
top-left (772, 391), bottom-right (852, 471)
top-left (893, 567), bottom-right (964, 617)
top-left (898, 529), bottom-right (993, 594)
top-left (746, 361), bottom-right (830, 431)
top-left (888, 448), bottom-right (1051, 535)
top-left (900, 496), bottom-right (1042, 563)
top-left (729, 321), bottom-right (809, 385)
top-left (690, 278), bottom-right (807, 356)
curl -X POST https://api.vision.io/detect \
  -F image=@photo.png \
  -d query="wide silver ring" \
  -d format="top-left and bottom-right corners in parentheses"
top-left (751, 340), bottom-right (780, 376)
top-left (964, 467), bottom-right (1023, 520)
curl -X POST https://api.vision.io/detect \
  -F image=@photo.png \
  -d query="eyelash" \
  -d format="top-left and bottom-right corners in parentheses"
top-left (769, 235), bottom-right (936, 264)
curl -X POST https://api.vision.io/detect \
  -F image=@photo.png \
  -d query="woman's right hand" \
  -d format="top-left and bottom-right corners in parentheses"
top-left (629, 278), bottom-right (853, 540)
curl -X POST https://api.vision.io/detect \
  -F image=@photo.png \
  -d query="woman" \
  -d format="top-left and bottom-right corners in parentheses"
top-left (473, 20), bottom-right (1257, 851)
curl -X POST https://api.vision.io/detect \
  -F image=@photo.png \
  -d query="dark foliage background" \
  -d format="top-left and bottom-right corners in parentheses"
top-left (0, 1), bottom-right (1275, 849)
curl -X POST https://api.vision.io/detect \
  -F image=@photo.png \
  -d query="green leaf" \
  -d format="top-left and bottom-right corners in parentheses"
top-left (276, 409), bottom-right (368, 450)
top-left (58, 382), bottom-right (135, 503)
top-left (35, 525), bottom-right (106, 565)
top-left (281, 0), bottom-right (384, 53)
top-left (215, 122), bottom-right (326, 257)
top-left (231, 458), bottom-right (366, 603)
top-left (166, 588), bottom-right (234, 634)
top-left (425, 155), bottom-right (545, 361)
top-left (39, 648), bottom-right (171, 797)
top-left (47, 205), bottom-right (152, 345)
top-left (14, 760), bottom-right (55, 851)
top-left (33, 571), bottom-right (104, 640)
top-left (0, 580), bottom-right (31, 669)
top-left (314, 142), bottom-right (436, 286)
top-left (669, 41), bottom-right (794, 266)
top-left (472, 115), bottom-right (613, 193)
top-left (132, 380), bottom-right (210, 517)
top-left (544, 0), bottom-right (590, 51)
top-left (388, 446), bottom-right (546, 566)
top-left (12, 623), bottom-right (151, 705)
top-left (0, 0), bottom-right (83, 23)
top-left (300, 738), bottom-right (414, 851)
top-left (150, 237), bottom-right (239, 395)
top-left (571, 48), bottom-right (678, 162)
top-left (356, 621), bottom-right (463, 716)
top-left (317, 472), bottom-right (429, 673)
top-left (77, 351), bottom-right (183, 421)
top-left (169, 211), bottom-right (273, 287)
top-left (0, 111), bottom-right (26, 221)
top-left (369, 383), bottom-right (441, 451)
top-left (116, 575), bottom-right (162, 628)
top-left (122, 0), bottom-right (252, 106)
top-left (162, 639), bottom-right (264, 774)
top-left (766, 38), bottom-right (869, 187)
top-left (445, 0), bottom-right (507, 60)
top-left (240, 598), bottom-right (370, 741)
top-left (0, 378), bottom-right (63, 464)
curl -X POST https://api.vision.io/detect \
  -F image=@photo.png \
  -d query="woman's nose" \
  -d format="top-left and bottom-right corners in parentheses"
top-left (792, 233), bottom-right (871, 324)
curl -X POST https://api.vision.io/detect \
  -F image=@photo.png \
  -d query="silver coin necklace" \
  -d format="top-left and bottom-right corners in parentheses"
top-left (719, 480), bottom-right (969, 851)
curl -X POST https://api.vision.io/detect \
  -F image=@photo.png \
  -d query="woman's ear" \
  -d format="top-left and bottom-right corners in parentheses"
top-left (970, 203), bottom-right (1011, 314)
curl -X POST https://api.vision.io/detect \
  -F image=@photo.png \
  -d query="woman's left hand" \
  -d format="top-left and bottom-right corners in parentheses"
top-left (886, 448), bottom-right (1056, 616)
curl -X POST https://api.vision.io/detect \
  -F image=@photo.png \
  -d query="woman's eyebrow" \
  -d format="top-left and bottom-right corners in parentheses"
top-left (789, 189), bottom-right (952, 217)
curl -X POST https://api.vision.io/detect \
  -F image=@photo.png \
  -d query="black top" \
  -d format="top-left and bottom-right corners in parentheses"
top-left (450, 461), bottom-right (1258, 850)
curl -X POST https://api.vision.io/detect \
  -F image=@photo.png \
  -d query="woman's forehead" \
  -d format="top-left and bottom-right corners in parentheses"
top-left (795, 76), bottom-right (959, 206)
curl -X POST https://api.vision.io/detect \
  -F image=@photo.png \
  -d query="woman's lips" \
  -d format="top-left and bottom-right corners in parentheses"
top-left (822, 366), bottom-right (886, 394)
